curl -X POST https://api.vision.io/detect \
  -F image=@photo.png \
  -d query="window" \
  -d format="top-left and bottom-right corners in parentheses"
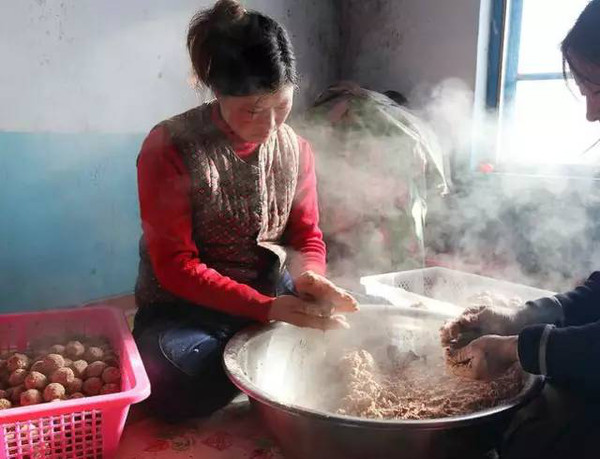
top-left (483, 0), bottom-right (600, 172)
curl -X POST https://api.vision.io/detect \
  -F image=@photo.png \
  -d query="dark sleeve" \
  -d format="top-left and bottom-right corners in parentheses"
top-left (520, 272), bottom-right (600, 328)
top-left (517, 272), bottom-right (600, 387)
top-left (554, 271), bottom-right (600, 326)
top-left (519, 321), bottom-right (600, 389)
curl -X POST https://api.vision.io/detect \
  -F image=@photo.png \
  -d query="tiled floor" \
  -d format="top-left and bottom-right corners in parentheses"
top-left (116, 400), bottom-right (498, 459)
top-left (117, 396), bottom-right (284, 458)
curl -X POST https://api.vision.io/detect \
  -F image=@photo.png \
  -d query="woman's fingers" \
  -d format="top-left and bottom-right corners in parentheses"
top-left (445, 345), bottom-right (479, 379)
top-left (447, 361), bottom-right (476, 379)
top-left (440, 320), bottom-right (467, 345)
top-left (445, 345), bottom-right (470, 366)
top-left (270, 293), bottom-right (352, 330)
top-left (332, 313), bottom-right (350, 328)
top-left (440, 307), bottom-right (488, 346)
top-left (327, 289), bottom-right (359, 312)
top-left (296, 273), bottom-right (359, 313)
top-left (444, 336), bottom-right (512, 381)
top-left (447, 330), bottom-right (483, 349)
top-left (464, 305), bottom-right (487, 315)
top-left (288, 311), bottom-right (349, 330)
top-left (297, 301), bottom-right (335, 318)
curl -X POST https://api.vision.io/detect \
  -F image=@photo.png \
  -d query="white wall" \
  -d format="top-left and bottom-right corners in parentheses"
top-left (0, 0), bottom-right (340, 133)
top-left (340, 0), bottom-right (483, 97)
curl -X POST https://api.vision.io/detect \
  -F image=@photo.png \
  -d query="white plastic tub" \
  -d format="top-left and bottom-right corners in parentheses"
top-left (360, 267), bottom-right (555, 317)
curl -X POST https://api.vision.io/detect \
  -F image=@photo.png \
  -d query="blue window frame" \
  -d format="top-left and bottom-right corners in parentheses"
top-left (481, 0), bottom-right (599, 174)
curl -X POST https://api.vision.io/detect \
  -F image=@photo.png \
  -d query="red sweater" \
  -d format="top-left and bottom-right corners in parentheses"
top-left (137, 108), bottom-right (326, 322)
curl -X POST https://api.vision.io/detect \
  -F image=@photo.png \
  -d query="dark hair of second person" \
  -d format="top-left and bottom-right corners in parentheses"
top-left (561, 0), bottom-right (600, 124)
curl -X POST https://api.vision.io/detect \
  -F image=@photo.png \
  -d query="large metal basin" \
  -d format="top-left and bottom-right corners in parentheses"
top-left (224, 305), bottom-right (544, 459)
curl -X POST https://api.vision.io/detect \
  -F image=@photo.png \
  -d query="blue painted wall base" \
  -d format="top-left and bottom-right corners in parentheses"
top-left (0, 132), bottom-right (144, 313)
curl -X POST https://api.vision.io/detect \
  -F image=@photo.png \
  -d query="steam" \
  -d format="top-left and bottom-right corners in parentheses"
top-left (294, 83), bottom-right (450, 290)
top-left (293, 77), bottom-right (599, 297)
top-left (414, 79), bottom-right (600, 293)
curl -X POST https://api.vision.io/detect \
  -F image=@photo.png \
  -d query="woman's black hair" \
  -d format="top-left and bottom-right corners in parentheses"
top-left (187, 0), bottom-right (298, 96)
top-left (561, 0), bottom-right (600, 84)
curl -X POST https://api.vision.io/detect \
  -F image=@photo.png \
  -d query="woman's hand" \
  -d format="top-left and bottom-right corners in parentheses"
top-left (294, 271), bottom-right (359, 315)
top-left (440, 305), bottom-right (523, 348)
top-left (268, 295), bottom-right (350, 331)
top-left (445, 335), bottom-right (520, 380)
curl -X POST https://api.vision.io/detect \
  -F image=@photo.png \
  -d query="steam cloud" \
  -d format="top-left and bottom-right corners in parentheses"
top-left (294, 77), bottom-right (599, 295)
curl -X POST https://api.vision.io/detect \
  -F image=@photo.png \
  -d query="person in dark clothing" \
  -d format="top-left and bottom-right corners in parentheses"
top-left (441, 273), bottom-right (600, 388)
top-left (441, 274), bottom-right (600, 459)
top-left (441, 2), bottom-right (600, 458)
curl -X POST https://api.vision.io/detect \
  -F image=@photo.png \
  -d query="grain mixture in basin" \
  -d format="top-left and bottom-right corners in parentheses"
top-left (337, 349), bottom-right (523, 420)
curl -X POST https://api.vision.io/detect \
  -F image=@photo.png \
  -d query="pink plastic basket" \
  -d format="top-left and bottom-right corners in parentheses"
top-left (0, 306), bottom-right (150, 459)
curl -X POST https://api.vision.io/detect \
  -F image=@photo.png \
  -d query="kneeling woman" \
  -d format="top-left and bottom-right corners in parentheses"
top-left (133, 0), bottom-right (357, 422)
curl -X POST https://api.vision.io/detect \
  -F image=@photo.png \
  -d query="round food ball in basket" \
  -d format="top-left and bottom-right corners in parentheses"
top-left (0, 398), bottom-right (12, 410)
top-left (82, 377), bottom-right (103, 396)
top-left (8, 369), bottom-right (28, 387)
top-left (20, 389), bottom-right (43, 406)
top-left (24, 371), bottom-right (48, 390)
top-left (84, 347), bottom-right (104, 363)
top-left (43, 383), bottom-right (66, 402)
top-left (7, 354), bottom-right (29, 372)
top-left (43, 354), bottom-right (65, 374)
top-left (65, 341), bottom-right (85, 360)
top-left (65, 378), bottom-right (83, 395)
top-left (51, 367), bottom-right (75, 386)
top-left (85, 361), bottom-right (107, 378)
top-left (70, 360), bottom-right (88, 379)
top-left (102, 367), bottom-right (121, 385)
